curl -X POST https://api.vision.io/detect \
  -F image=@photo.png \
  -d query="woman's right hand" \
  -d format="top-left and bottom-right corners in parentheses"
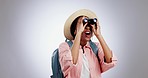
top-left (76, 17), bottom-right (87, 34)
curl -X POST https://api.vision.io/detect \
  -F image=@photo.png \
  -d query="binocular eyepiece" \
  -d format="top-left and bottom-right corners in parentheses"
top-left (83, 18), bottom-right (97, 25)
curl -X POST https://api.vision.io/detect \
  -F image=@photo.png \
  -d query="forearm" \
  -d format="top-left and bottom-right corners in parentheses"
top-left (96, 34), bottom-right (113, 63)
top-left (71, 32), bottom-right (81, 64)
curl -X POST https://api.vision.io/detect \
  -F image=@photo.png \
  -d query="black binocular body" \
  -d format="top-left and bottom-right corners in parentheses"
top-left (83, 18), bottom-right (97, 29)
top-left (83, 18), bottom-right (97, 25)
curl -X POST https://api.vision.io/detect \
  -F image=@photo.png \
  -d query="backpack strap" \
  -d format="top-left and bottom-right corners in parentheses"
top-left (89, 40), bottom-right (100, 61)
top-left (66, 40), bottom-right (73, 48)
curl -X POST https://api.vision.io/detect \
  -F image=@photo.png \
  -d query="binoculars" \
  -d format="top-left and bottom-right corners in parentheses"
top-left (83, 18), bottom-right (97, 25)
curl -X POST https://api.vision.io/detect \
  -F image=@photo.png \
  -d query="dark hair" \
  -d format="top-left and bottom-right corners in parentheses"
top-left (70, 16), bottom-right (83, 39)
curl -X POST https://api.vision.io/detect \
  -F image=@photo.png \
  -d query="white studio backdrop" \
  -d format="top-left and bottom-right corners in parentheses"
top-left (0, 0), bottom-right (148, 78)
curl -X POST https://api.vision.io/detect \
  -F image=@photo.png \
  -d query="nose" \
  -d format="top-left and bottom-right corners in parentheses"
top-left (85, 26), bottom-right (91, 30)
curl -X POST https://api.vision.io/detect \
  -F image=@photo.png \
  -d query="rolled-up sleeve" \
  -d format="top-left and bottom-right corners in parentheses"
top-left (58, 42), bottom-right (77, 76)
top-left (95, 42), bottom-right (117, 73)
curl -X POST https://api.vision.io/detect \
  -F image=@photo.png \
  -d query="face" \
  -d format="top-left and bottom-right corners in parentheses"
top-left (74, 16), bottom-right (93, 42)
top-left (81, 25), bottom-right (93, 42)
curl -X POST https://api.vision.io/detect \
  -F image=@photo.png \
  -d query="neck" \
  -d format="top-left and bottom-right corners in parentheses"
top-left (80, 40), bottom-right (87, 47)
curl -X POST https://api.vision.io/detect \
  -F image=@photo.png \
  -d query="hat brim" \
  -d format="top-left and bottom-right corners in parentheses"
top-left (64, 9), bottom-right (97, 40)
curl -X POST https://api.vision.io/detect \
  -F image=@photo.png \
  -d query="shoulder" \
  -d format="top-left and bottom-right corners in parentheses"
top-left (59, 42), bottom-right (70, 51)
top-left (59, 42), bottom-right (68, 47)
top-left (58, 42), bottom-right (71, 57)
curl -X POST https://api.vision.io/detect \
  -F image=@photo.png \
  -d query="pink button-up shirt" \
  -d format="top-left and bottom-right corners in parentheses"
top-left (59, 41), bottom-right (117, 78)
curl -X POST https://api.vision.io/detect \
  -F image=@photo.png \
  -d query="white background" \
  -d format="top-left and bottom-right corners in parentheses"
top-left (0, 0), bottom-right (148, 78)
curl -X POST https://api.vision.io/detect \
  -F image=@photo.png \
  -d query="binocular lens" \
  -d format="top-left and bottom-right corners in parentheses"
top-left (83, 18), bottom-right (97, 25)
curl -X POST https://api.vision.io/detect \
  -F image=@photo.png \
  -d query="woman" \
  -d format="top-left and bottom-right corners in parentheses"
top-left (59, 9), bottom-right (117, 78)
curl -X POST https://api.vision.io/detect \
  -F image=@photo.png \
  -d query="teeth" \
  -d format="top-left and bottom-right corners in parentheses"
top-left (85, 31), bottom-right (91, 35)
top-left (85, 32), bottom-right (90, 34)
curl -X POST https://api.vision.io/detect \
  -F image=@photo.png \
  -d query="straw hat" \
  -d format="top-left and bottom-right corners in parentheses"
top-left (64, 9), bottom-right (97, 40)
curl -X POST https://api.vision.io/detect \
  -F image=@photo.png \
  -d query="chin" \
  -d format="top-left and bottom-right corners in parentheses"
top-left (85, 38), bottom-right (91, 41)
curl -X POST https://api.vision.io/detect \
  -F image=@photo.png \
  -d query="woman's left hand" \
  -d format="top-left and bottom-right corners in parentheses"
top-left (91, 21), bottom-right (101, 37)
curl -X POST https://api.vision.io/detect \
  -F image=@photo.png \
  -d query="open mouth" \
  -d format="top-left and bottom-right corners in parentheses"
top-left (85, 31), bottom-right (91, 35)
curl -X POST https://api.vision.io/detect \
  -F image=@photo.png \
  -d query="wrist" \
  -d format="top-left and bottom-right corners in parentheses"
top-left (95, 32), bottom-right (101, 37)
top-left (75, 31), bottom-right (82, 39)
top-left (96, 33), bottom-right (103, 39)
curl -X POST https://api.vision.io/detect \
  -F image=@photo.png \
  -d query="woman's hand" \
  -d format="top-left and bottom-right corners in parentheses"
top-left (91, 21), bottom-right (101, 37)
top-left (76, 17), bottom-right (87, 34)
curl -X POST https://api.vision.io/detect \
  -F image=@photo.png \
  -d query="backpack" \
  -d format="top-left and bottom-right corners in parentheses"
top-left (50, 40), bottom-right (100, 78)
